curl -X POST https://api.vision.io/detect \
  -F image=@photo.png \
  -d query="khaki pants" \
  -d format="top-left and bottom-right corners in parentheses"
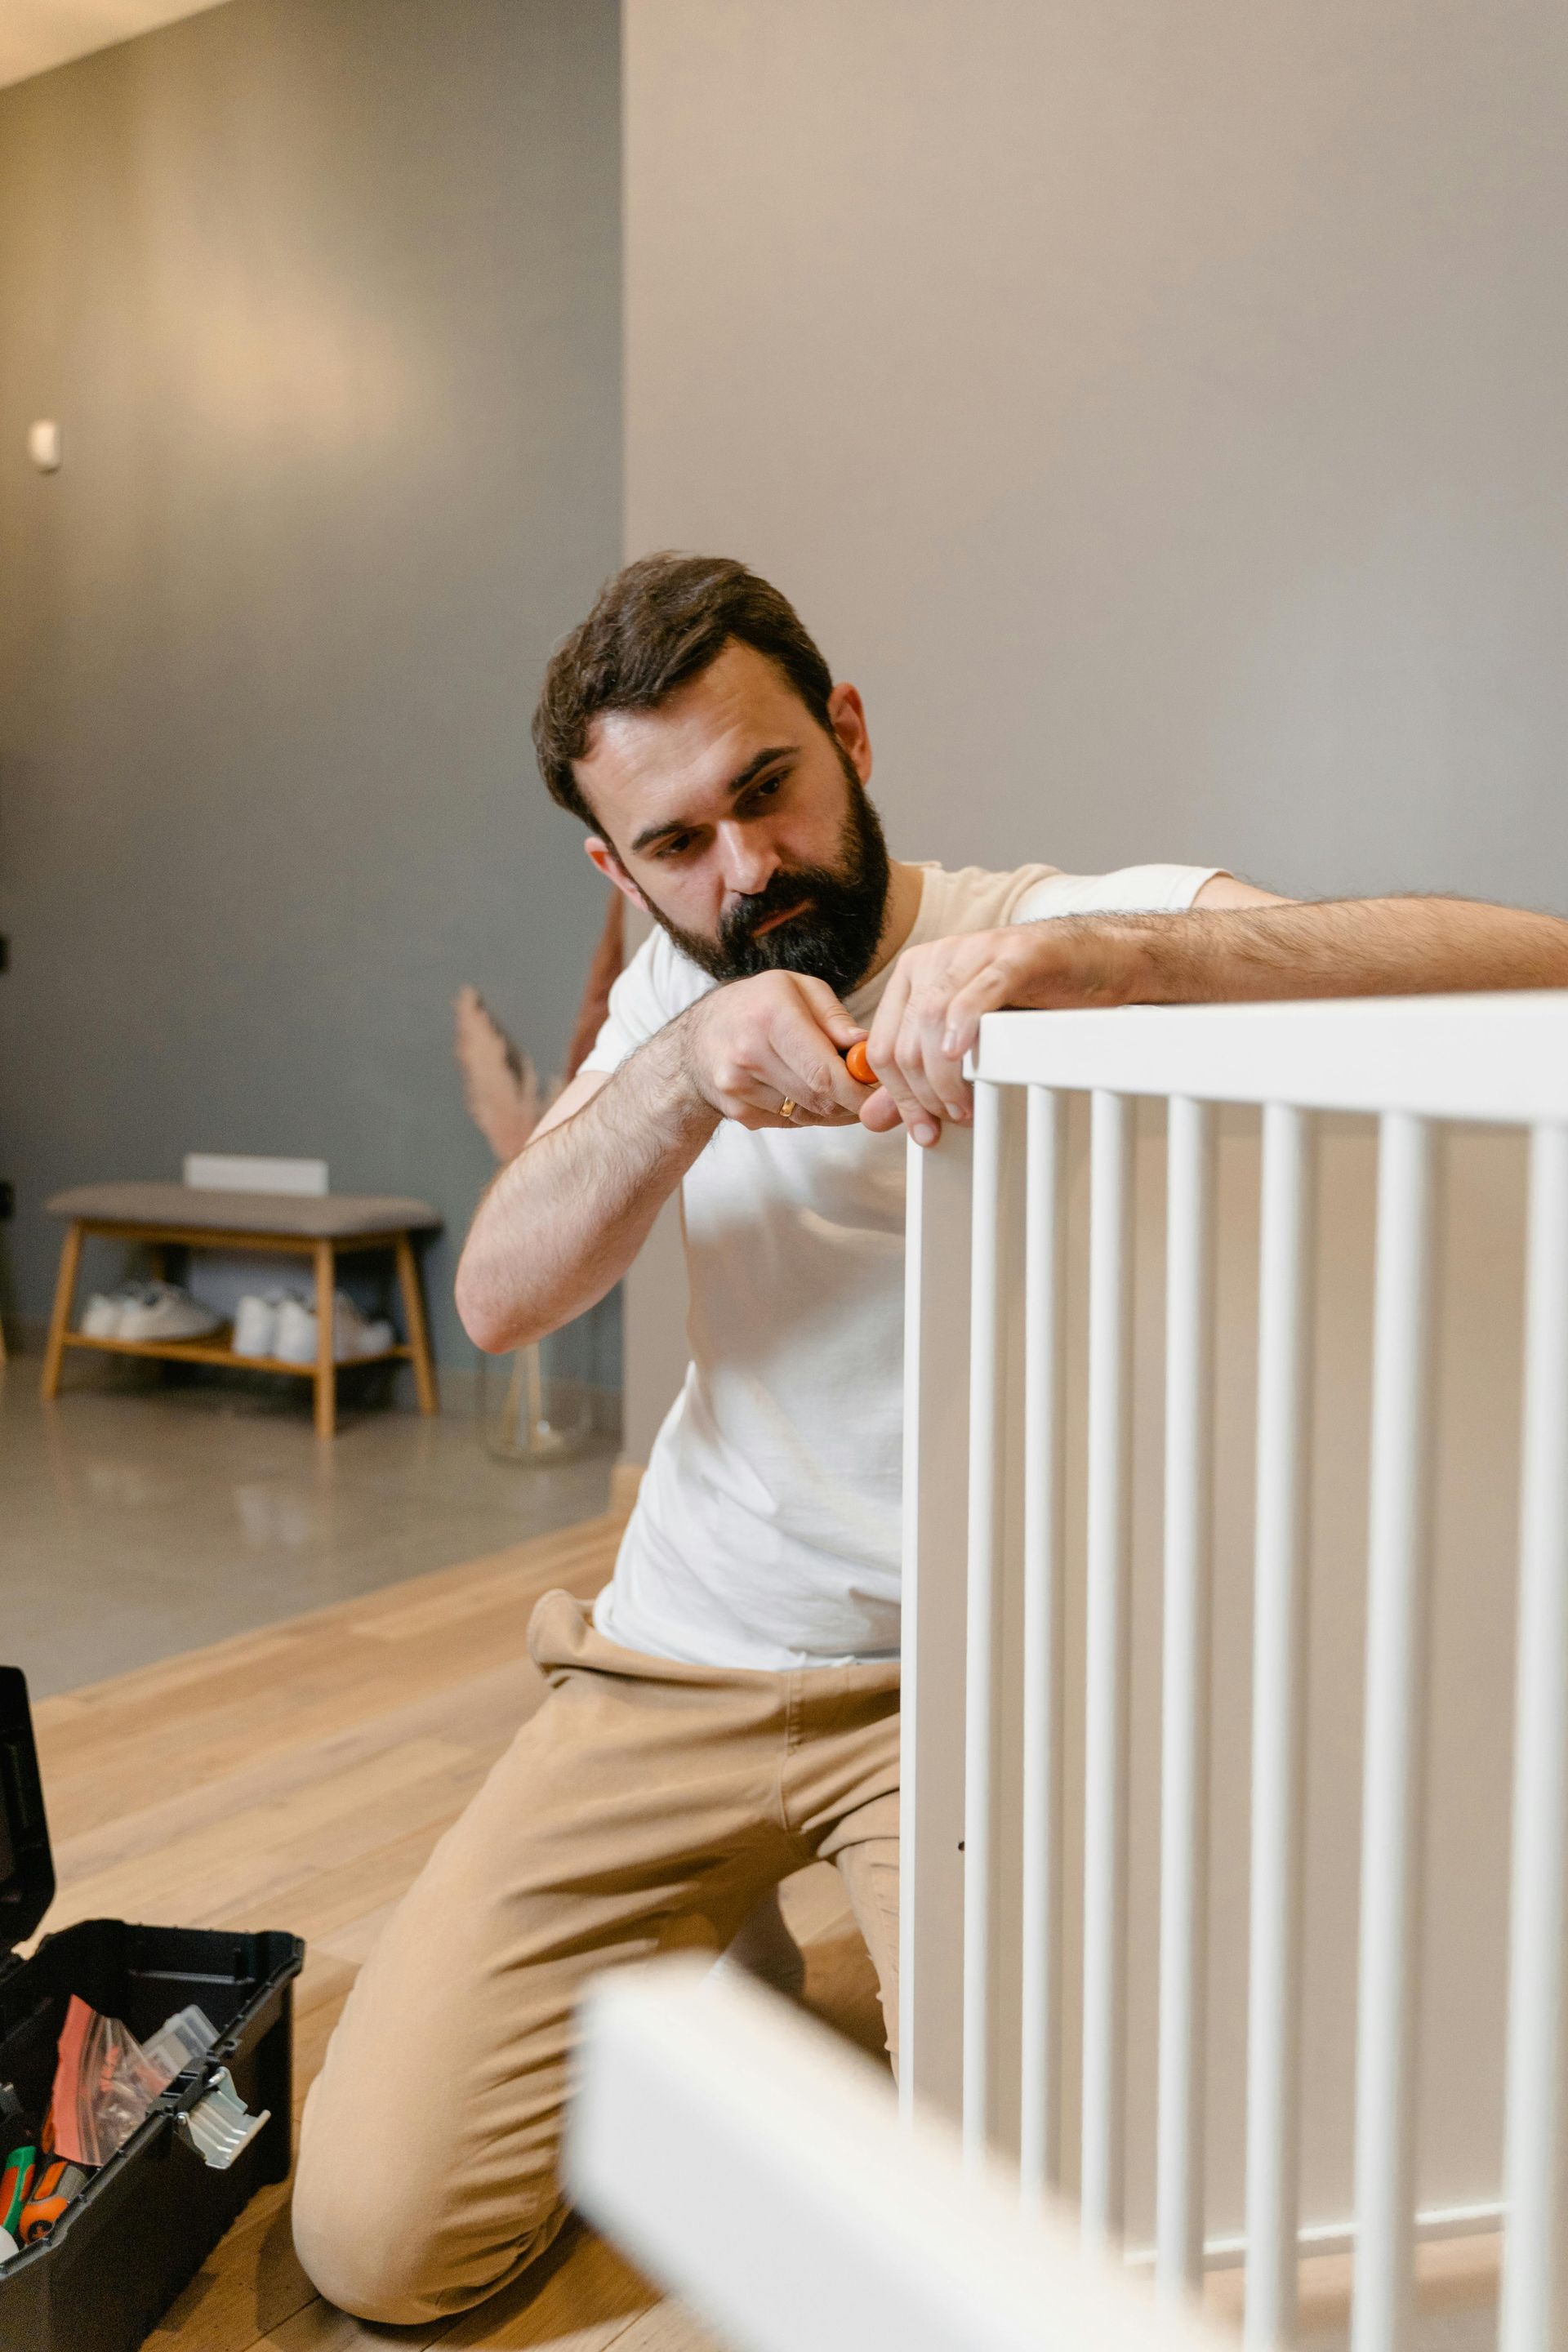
top-left (292, 1589), bottom-right (901, 2325)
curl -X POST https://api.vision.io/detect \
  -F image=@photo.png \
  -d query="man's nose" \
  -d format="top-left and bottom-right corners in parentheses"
top-left (716, 823), bottom-right (777, 901)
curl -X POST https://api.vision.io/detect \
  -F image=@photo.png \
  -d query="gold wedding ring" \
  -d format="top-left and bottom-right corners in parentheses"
top-left (779, 1097), bottom-right (799, 1122)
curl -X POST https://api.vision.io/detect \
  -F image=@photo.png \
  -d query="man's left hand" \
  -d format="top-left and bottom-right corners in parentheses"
top-left (857, 923), bottom-right (1138, 1145)
top-left (857, 877), bottom-right (1568, 1146)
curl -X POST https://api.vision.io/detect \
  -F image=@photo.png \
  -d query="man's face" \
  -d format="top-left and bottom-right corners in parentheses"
top-left (575, 640), bottom-right (891, 996)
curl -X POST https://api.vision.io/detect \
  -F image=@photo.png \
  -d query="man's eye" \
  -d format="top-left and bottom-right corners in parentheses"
top-left (659, 834), bottom-right (695, 860)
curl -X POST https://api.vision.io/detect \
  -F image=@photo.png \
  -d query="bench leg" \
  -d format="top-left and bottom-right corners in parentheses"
top-left (41, 1222), bottom-right (84, 1401)
top-left (395, 1232), bottom-right (439, 1415)
top-left (314, 1239), bottom-right (336, 1440)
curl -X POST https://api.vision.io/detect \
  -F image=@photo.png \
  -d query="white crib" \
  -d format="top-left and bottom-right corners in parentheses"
top-left (576, 991), bottom-right (1568, 2352)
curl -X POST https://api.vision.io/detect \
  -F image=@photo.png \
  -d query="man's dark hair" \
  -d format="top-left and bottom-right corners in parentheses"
top-left (532, 554), bottom-right (835, 831)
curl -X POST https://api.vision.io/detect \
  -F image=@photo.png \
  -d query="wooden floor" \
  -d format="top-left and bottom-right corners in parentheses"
top-left (30, 1503), bottom-right (886, 2352)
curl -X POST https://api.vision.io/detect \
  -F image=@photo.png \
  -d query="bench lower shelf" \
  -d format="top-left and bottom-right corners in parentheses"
top-left (60, 1329), bottom-right (415, 1376)
top-left (42, 1215), bottom-right (439, 1437)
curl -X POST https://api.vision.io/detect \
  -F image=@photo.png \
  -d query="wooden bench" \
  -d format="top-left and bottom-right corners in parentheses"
top-left (42, 1183), bottom-right (442, 1439)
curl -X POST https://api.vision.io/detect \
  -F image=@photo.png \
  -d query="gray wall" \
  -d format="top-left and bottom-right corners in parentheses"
top-left (625, 0), bottom-right (1568, 903)
top-left (0, 0), bottom-right (622, 1370)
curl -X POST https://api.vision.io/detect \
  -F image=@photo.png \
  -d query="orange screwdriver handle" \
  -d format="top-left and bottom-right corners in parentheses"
top-left (20, 2155), bottom-right (88, 2244)
top-left (844, 1040), bottom-right (874, 1085)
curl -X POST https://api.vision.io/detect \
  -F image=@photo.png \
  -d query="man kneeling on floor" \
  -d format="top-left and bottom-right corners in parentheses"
top-left (292, 553), bottom-right (1568, 2322)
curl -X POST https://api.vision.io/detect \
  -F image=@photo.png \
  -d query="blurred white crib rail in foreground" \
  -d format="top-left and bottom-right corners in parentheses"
top-left (902, 992), bottom-right (1568, 2352)
top-left (568, 1962), bottom-right (1234, 2352)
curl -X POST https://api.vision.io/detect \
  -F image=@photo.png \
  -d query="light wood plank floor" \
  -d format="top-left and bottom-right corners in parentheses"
top-left (30, 1503), bottom-right (885, 2352)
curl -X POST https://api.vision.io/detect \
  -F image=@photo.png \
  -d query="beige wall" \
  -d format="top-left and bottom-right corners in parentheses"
top-left (619, 0), bottom-right (1563, 2241)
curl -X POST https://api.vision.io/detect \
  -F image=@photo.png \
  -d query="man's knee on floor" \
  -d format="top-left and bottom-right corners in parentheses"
top-left (291, 2096), bottom-right (562, 2324)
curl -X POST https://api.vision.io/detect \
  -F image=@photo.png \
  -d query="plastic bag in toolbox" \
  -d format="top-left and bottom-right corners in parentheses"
top-left (50, 1998), bottom-right (218, 2169)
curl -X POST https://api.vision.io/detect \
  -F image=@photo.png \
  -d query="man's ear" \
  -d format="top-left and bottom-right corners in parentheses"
top-left (826, 682), bottom-right (872, 785)
top-left (585, 834), bottom-right (650, 913)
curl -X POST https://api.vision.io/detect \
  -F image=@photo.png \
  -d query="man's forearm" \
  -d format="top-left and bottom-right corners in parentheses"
top-left (455, 1022), bottom-right (717, 1355)
top-left (1066, 895), bottom-right (1568, 1009)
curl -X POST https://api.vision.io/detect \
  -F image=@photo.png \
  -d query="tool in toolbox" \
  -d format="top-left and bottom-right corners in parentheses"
top-left (0, 1664), bottom-right (305, 2352)
top-left (0, 2093), bottom-right (35, 2247)
top-left (18, 2156), bottom-right (89, 2248)
top-left (0, 2154), bottom-right (30, 2246)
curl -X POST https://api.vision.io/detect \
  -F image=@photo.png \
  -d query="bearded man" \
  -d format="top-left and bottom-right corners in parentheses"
top-left (292, 553), bottom-right (1568, 2324)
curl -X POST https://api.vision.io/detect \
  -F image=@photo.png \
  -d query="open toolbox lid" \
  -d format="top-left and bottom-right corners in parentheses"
top-left (0, 1666), bottom-right (56, 1956)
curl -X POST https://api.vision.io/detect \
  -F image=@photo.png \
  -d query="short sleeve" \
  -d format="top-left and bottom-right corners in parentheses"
top-left (577, 934), bottom-right (675, 1076)
top-left (1013, 863), bottom-right (1221, 922)
top-left (577, 929), bottom-right (714, 1077)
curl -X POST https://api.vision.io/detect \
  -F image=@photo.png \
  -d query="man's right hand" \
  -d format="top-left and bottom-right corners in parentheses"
top-left (676, 971), bottom-right (874, 1130)
top-left (457, 973), bottom-right (872, 1354)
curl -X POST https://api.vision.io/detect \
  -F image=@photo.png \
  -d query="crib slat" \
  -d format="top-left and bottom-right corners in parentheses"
top-left (902, 1129), bottom-right (976, 2124)
top-left (1020, 1087), bottom-right (1067, 2199)
top-left (1245, 1103), bottom-right (1315, 2350)
top-left (1499, 1122), bottom-right (1568, 2352)
top-left (1349, 1114), bottom-right (1438, 2352)
top-left (1156, 1098), bottom-right (1218, 2298)
top-left (963, 1080), bottom-right (1009, 2160)
top-left (1082, 1089), bottom-right (1135, 2248)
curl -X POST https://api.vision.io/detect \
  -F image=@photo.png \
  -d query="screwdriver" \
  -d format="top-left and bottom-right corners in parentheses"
top-left (19, 2154), bottom-right (90, 2244)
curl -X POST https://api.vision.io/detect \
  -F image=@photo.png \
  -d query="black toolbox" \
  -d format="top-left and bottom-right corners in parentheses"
top-left (0, 1666), bottom-right (305, 2351)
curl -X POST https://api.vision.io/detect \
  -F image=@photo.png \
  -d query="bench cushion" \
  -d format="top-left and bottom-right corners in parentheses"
top-left (47, 1183), bottom-right (441, 1239)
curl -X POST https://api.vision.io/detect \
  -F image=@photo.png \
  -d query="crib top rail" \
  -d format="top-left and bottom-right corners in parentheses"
top-left (971, 987), bottom-right (1568, 1124)
top-left (568, 1962), bottom-right (1234, 2352)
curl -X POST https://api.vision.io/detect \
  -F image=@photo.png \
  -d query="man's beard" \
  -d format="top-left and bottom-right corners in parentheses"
top-left (639, 760), bottom-right (893, 997)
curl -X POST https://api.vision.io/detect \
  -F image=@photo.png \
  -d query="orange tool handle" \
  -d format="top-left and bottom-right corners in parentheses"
top-left (20, 2155), bottom-right (87, 2243)
top-left (844, 1040), bottom-right (874, 1085)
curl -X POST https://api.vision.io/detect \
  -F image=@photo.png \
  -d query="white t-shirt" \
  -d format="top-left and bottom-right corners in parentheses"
top-left (581, 860), bottom-right (1217, 1671)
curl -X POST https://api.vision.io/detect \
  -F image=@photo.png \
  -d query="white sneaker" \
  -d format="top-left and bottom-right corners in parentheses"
top-left (274, 1294), bottom-right (396, 1365)
top-left (118, 1282), bottom-right (221, 1343)
top-left (81, 1292), bottom-right (127, 1339)
top-left (271, 1296), bottom-right (318, 1365)
top-left (79, 1283), bottom-right (156, 1339)
top-left (232, 1292), bottom-right (286, 1359)
top-left (335, 1298), bottom-right (395, 1360)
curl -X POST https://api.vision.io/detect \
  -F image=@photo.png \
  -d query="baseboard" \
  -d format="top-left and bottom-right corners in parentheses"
top-left (1125, 2194), bottom-right (1503, 2277)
